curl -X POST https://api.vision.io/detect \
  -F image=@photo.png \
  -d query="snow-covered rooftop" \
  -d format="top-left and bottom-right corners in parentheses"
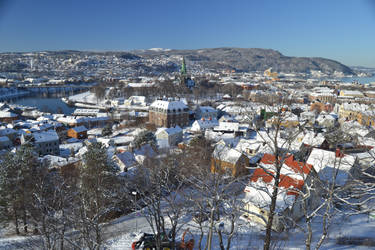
top-left (33, 130), bottom-right (59, 143)
top-left (150, 100), bottom-right (187, 111)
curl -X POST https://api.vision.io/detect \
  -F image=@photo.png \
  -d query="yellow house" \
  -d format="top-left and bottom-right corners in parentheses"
top-left (242, 202), bottom-right (283, 232)
top-left (211, 144), bottom-right (249, 177)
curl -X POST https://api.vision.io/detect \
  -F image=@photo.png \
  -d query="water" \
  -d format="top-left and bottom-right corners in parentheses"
top-left (7, 83), bottom-right (96, 115)
top-left (340, 76), bottom-right (375, 84)
top-left (11, 96), bottom-right (75, 115)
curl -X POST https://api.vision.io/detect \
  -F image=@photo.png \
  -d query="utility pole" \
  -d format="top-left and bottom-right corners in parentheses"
top-left (132, 191), bottom-right (138, 232)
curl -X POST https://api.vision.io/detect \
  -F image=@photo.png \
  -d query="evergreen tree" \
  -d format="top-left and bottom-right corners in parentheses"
top-left (0, 145), bottom-right (40, 234)
top-left (102, 125), bottom-right (112, 137)
top-left (75, 142), bottom-right (118, 249)
top-left (133, 131), bottom-right (156, 149)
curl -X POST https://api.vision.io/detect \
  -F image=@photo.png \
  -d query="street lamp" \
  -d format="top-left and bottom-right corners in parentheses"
top-left (132, 191), bottom-right (138, 233)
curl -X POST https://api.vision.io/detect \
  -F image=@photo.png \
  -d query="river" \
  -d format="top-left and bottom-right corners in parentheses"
top-left (340, 76), bottom-right (375, 84)
top-left (6, 83), bottom-right (96, 115)
top-left (10, 96), bottom-right (75, 115)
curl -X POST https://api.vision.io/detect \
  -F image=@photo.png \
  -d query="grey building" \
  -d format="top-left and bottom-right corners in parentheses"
top-left (21, 131), bottom-right (60, 156)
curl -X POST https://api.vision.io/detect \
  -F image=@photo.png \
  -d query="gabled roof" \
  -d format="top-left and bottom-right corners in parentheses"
top-left (0, 111), bottom-right (17, 118)
top-left (197, 106), bottom-right (217, 113)
top-left (243, 153), bottom-right (311, 212)
top-left (301, 132), bottom-right (325, 147)
top-left (260, 154), bottom-right (313, 176)
top-left (213, 143), bottom-right (244, 165)
top-left (70, 125), bottom-right (87, 133)
top-left (116, 151), bottom-right (138, 168)
top-left (191, 119), bottom-right (219, 131)
top-left (250, 168), bottom-right (304, 196)
top-left (33, 130), bottom-right (59, 143)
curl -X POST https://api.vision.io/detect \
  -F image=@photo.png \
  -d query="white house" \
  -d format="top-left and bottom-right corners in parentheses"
top-left (21, 130), bottom-right (60, 156)
top-left (315, 112), bottom-right (337, 128)
top-left (300, 111), bottom-right (316, 125)
top-left (113, 151), bottom-right (138, 172)
top-left (234, 138), bottom-right (261, 157)
top-left (191, 118), bottom-right (219, 133)
top-left (155, 126), bottom-right (183, 148)
top-left (307, 148), bottom-right (357, 186)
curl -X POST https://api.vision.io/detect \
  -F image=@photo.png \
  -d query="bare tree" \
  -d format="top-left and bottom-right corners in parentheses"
top-left (181, 136), bottom-right (247, 250)
top-left (130, 152), bottom-right (186, 249)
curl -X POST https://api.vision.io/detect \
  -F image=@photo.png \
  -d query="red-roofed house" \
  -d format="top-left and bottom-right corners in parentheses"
top-left (242, 153), bottom-right (318, 231)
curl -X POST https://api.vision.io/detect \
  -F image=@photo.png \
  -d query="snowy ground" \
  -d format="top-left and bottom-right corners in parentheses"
top-left (105, 209), bottom-right (375, 249)
top-left (1, 205), bottom-right (375, 249)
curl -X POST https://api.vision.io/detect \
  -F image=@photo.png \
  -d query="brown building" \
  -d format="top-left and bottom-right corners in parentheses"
top-left (211, 144), bottom-right (249, 177)
top-left (67, 126), bottom-right (88, 139)
top-left (148, 100), bottom-right (189, 128)
top-left (0, 111), bottom-right (18, 123)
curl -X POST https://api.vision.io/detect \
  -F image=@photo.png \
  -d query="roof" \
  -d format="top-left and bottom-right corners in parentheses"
top-left (0, 111), bottom-right (17, 118)
top-left (33, 130), bottom-right (59, 143)
top-left (213, 143), bottom-right (244, 164)
top-left (301, 132), bottom-right (326, 147)
top-left (214, 122), bottom-right (240, 132)
top-left (70, 126), bottom-right (87, 133)
top-left (0, 128), bottom-right (16, 136)
top-left (156, 126), bottom-right (182, 136)
top-left (116, 151), bottom-right (137, 168)
top-left (260, 154), bottom-right (313, 177)
top-left (150, 100), bottom-right (187, 111)
top-left (0, 136), bottom-right (10, 142)
top-left (197, 106), bottom-right (217, 113)
top-left (307, 148), bottom-right (356, 173)
top-left (243, 154), bottom-right (311, 211)
top-left (306, 148), bottom-right (356, 185)
top-left (250, 168), bottom-right (304, 196)
top-left (191, 119), bottom-right (219, 131)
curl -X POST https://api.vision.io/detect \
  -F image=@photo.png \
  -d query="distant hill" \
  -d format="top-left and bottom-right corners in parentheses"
top-left (133, 47), bottom-right (355, 75)
top-left (0, 48), bottom-right (358, 76)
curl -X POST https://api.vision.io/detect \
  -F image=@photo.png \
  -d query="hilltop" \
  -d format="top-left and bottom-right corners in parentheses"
top-left (133, 47), bottom-right (355, 75)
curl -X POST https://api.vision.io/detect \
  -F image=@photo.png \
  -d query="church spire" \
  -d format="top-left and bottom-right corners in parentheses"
top-left (180, 56), bottom-right (187, 76)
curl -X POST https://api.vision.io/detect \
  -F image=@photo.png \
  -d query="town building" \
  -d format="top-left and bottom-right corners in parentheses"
top-left (67, 126), bottom-right (88, 139)
top-left (242, 154), bottom-right (314, 231)
top-left (0, 110), bottom-right (18, 123)
top-left (148, 100), bottom-right (189, 128)
top-left (211, 143), bottom-right (249, 177)
top-left (155, 126), bottom-right (183, 148)
top-left (21, 130), bottom-right (60, 156)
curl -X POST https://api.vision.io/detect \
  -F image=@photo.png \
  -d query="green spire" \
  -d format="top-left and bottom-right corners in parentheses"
top-left (180, 57), bottom-right (187, 76)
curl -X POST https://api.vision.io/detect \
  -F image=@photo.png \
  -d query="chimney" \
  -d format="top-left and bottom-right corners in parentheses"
top-left (335, 148), bottom-right (343, 158)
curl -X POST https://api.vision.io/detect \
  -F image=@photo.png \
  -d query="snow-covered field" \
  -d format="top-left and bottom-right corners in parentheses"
top-left (1, 208), bottom-right (375, 249)
top-left (105, 208), bottom-right (375, 249)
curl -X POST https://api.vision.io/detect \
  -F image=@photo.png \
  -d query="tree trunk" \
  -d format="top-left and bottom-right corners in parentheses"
top-left (226, 215), bottom-right (236, 250)
top-left (263, 163), bottom-right (282, 250)
top-left (22, 204), bottom-right (28, 233)
top-left (14, 206), bottom-right (20, 235)
top-left (206, 207), bottom-right (215, 250)
top-left (217, 229), bottom-right (225, 250)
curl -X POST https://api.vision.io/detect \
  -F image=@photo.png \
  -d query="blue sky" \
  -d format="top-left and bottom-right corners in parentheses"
top-left (0, 0), bottom-right (374, 67)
